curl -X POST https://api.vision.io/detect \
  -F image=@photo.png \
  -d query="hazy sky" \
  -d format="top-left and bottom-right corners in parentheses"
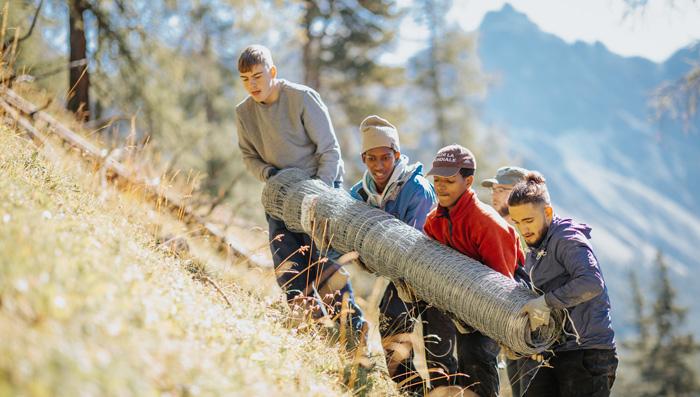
top-left (383, 0), bottom-right (700, 64)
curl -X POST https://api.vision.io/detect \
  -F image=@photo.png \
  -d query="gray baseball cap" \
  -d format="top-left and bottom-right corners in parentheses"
top-left (481, 166), bottom-right (528, 187)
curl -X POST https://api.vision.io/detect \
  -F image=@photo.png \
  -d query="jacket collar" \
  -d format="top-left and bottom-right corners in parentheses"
top-left (530, 215), bottom-right (590, 255)
top-left (360, 157), bottom-right (424, 208)
top-left (437, 188), bottom-right (475, 218)
top-left (530, 227), bottom-right (554, 260)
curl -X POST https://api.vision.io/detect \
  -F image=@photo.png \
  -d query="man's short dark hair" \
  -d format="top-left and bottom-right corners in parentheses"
top-left (508, 171), bottom-right (551, 206)
top-left (459, 168), bottom-right (475, 178)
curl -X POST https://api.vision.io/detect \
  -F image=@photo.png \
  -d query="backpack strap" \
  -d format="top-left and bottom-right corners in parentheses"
top-left (357, 187), bottom-right (369, 202)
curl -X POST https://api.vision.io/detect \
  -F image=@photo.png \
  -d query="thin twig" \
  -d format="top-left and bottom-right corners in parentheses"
top-left (202, 275), bottom-right (233, 309)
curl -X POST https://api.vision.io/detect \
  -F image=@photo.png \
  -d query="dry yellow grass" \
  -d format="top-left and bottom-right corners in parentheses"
top-left (0, 124), bottom-right (398, 397)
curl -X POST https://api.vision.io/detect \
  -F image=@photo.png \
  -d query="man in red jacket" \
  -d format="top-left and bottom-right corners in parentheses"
top-left (423, 144), bottom-right (525, 397)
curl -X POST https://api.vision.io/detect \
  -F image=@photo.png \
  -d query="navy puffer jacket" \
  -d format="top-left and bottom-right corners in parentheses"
top-left (526, 216), bottom-right (616, 351)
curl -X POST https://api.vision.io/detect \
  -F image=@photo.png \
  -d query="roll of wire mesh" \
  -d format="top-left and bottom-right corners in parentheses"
top-left (262, 168), bottom-right (563, 355)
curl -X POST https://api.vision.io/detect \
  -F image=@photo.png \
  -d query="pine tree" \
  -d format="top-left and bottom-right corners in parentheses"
top-left (624, 0), bottom-right (700, 134)
top-left (299, 0), bottom-right (405, 178)
top-left (632, 251), bottom-right (700, 397)
top-left (409, 0), bottom-right (486, 149)
top-left (67, 0), bottom-right (90, 120)
top-left (300, 0), bottom-right (400, 93)
top-left (630, 270), bottom-right (650, 345)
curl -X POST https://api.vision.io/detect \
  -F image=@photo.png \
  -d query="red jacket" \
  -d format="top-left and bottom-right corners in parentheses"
top-left (424, 189), bottom-right (525, 278)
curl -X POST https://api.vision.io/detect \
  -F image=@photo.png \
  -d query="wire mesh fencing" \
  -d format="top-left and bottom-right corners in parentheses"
top-left (262, 168), bottom-right (563, 355)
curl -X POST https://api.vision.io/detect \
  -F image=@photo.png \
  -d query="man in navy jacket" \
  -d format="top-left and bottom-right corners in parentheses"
top-left (508, 171), bottom-right (617, 397)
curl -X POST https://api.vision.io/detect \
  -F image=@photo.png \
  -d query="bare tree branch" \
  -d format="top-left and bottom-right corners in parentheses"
top-left (82, 1), bottom-right (137, 68)
top-left (1, 0), bottom-right (44, 50)
top-left (654, 65), bottom-right (700, 133)
top-left (17, 0), bottom-right (43, 43)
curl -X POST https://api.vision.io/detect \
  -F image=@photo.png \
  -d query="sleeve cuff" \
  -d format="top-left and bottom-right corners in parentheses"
top-left (263, 166), bottom-right (278, 180)
top-left (544, 292), bottom-right (565, 309)
top-left (315, 175), bottom-right (334, 186)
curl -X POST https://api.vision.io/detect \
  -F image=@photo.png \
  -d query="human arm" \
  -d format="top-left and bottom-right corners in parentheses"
top-left (236, 112), bottom-right (277, 182)
top-left (543, 239), bottom-right (605, 310)
top-left (301, 90), bottom-right (342, 185)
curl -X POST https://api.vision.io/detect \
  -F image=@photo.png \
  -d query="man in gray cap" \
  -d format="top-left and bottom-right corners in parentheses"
top-left (481, 166), bottom-right (529, 225)
top-left (482, 166), bottom-right (530, 397)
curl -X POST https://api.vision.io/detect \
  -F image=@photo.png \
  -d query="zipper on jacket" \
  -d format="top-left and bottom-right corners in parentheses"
top-left (446, 212), bottom-right (456, 249)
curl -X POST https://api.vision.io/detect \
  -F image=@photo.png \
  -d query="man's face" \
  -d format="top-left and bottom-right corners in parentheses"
top-left (490, 183), bottom-right (514, 217)
top-left (239, 63), bottom-right (276, 103)
top-left (433, 173), bottom-right (472, 209)
top-left (509, 202), bottom-right (553, 247)
top-left (362, 147), bottom-right (399, 188)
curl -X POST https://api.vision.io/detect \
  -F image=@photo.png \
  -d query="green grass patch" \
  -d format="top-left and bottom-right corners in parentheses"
top-left (0, 126), bottom-right (368, 396)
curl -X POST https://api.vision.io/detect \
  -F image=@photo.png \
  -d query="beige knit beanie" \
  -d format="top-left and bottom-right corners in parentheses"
top-left (359, 115), bottom-right (400, 153)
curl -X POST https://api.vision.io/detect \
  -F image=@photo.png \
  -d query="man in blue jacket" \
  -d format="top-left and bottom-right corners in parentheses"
top-left (349, 115), bottom-right (457, 393)
top-left (508, 171), bottom-right (617, 397)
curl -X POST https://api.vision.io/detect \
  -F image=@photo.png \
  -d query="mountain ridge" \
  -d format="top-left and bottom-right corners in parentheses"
top-left (477, 3), bottom-right (700, 334)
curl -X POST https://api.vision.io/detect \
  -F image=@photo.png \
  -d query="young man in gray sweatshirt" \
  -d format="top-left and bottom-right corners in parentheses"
top-left (235, 45), bottom-right (365, 334)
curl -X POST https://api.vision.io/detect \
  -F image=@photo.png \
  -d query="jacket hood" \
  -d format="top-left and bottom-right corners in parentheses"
top-left (533, 216), bottom-right (592, 251)
top-left (359, 156), bottom-right (424, 208)
top-left (394, 155), bottom-right (424, 179)
top-left (552, 216), bottom-right (592, 239)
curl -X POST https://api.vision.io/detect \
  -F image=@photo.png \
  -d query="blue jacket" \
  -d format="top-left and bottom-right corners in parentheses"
top-left (349, 162), bottom-right (436, 230)
top-left (527, 216), bottom-right (616, 351)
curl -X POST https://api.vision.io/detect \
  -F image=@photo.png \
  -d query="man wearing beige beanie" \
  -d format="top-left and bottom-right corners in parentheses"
top-left (349, 115), bottom-right (457, 394)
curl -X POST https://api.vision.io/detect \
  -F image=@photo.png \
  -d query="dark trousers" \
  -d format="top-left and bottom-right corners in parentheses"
top-left (456, 330), bottom-right (500, 397)
top-left (379, 282), bottom-right (457, 390)
top-left (507, 357), bottom-right (543, 397)
top-left (267, 214), bottom-right (365, 330)
top-left (523, 349), bottom-right (618, 397)
top-left (507, 265), bottom-right (534, 396)
top-left (507, 358), bottom-right (523, 397)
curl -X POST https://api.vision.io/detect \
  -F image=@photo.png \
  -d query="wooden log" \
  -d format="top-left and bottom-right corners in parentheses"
top-left (0, 86), bottom-right (270, 268)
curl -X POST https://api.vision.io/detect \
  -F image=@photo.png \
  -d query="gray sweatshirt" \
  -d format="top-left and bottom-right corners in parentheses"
top-left (235, 79), bottom-right (344, 185)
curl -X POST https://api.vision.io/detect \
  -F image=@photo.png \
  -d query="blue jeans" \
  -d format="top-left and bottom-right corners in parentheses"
top-left (267, 214), bottom-right (365, 330)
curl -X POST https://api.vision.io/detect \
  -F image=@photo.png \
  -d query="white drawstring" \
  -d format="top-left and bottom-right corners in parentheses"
top-left (528, 249), bottom-right (581, 346)
top-left (561, 308), bottom-right (582, 346)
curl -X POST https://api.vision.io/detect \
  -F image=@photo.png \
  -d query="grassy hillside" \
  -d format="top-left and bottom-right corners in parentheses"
top-left (0, 125), bottom-right (397, 396)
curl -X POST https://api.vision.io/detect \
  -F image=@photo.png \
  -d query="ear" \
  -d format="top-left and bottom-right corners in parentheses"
top-left (270, 65), bottom-right (277, 79)
top-left (361, 153), bottom-right (367, 164)
top-left (465, 175), bottom-right (474, 188)
top-left (394, 151), bottom-right (401, 161)
top-left (544, 205), bottom-right (554, 223)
